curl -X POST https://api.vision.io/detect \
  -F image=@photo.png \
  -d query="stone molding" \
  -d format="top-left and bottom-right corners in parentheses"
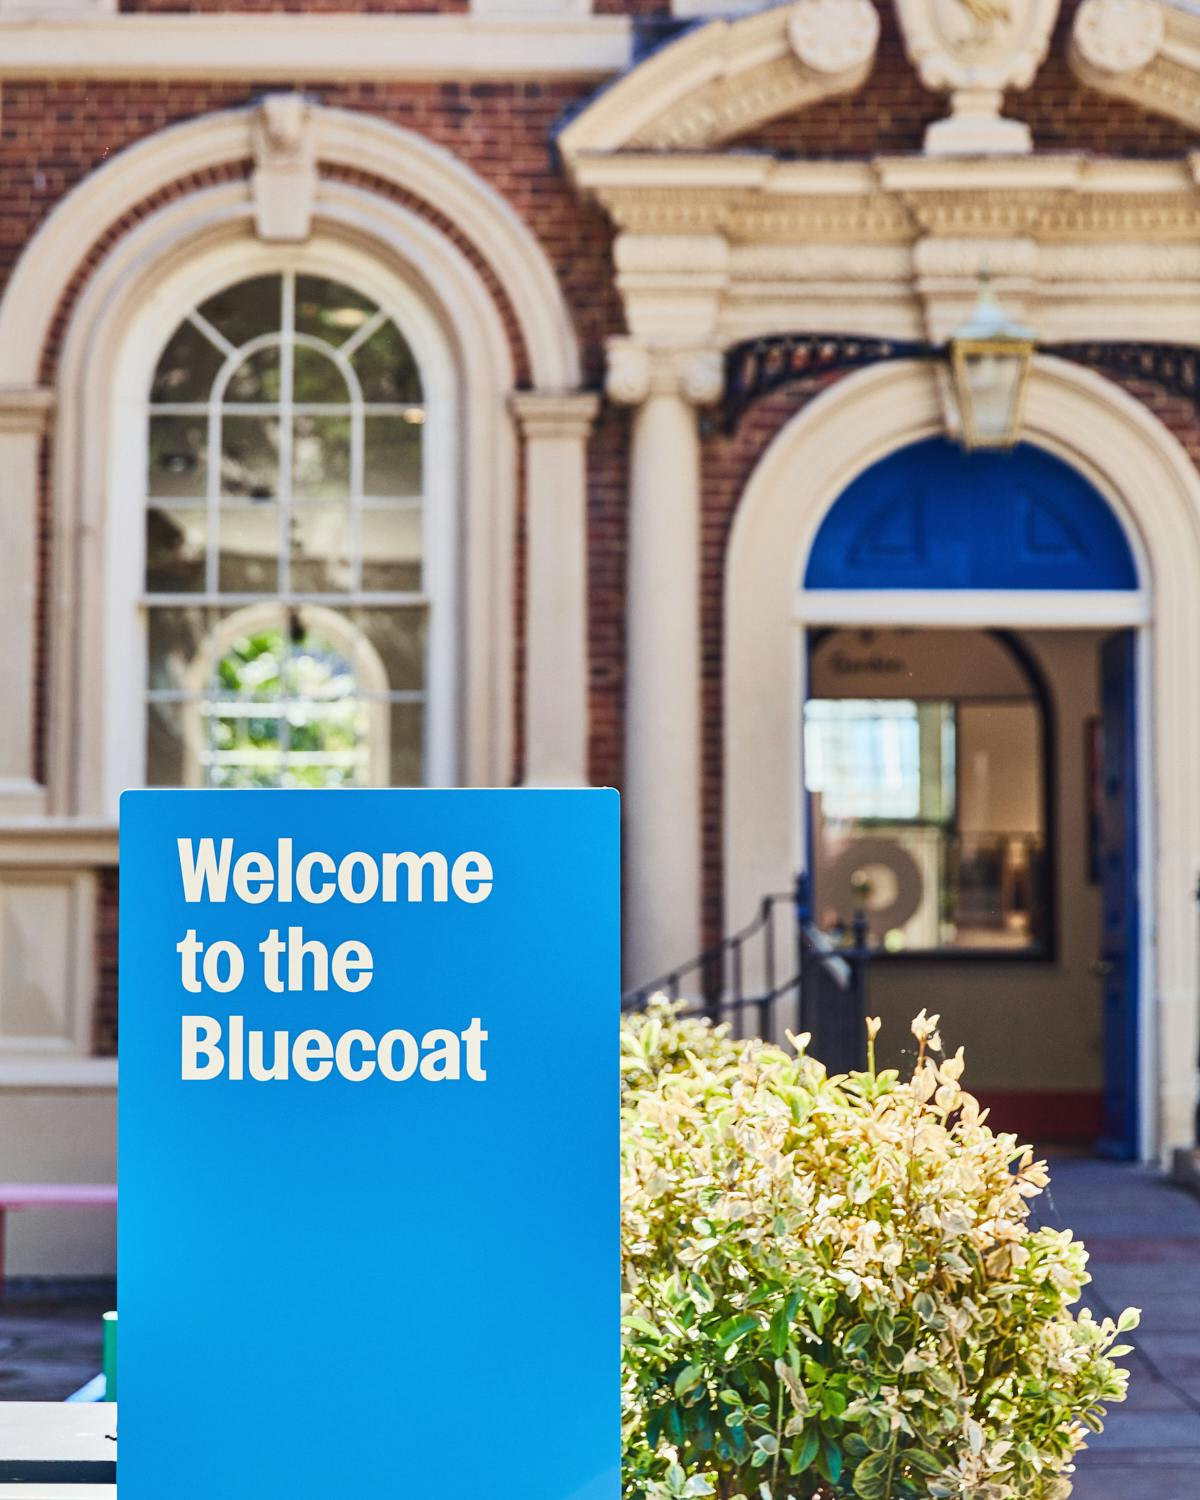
top-left (0, 386), bottom-right (54, 435)
top-left (573, 155), bottom-right (1200, 350)
top-left (509, 390), bottom-right (600, 438)
top-left (1070, 0), bottom-right (1200, 130)
top-left (559, 0), bottom-right (878, 159)
top-left (0, 12), bottom-right (631, 80)
top-left (0, 103), bottom-right (581, 393)
top-left (605, 338), bottom-right (724, 406)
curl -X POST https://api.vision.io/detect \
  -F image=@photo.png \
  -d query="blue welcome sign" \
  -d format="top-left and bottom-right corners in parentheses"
top-left (119, 788), bottom-right (620, 1500)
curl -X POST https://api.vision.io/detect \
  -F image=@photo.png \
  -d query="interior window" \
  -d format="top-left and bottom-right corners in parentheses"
top-left (143, 271), bottom-right (427, 788)
top-left (805, 630), bottom-right (1048, 955)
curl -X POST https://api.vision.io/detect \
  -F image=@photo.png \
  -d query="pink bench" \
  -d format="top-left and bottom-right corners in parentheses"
top-left (0, 1185), bottom-right (117, 1292)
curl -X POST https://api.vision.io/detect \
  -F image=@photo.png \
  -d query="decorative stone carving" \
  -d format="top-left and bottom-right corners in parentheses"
top-left (559, 0), bottom-right (879, 159)
top-left (788, 0), bottom-right (880, 77)
top-left (1073, 0), bottom-right (1165, 75)
top-left (895, 0), bottom-right (1061, 154)
top-left (251, 93), bottom-right (316, 243)
top-left (605, 339), bottom-right (725, 406)
top-left (605, 340), bottom-right (653, 405)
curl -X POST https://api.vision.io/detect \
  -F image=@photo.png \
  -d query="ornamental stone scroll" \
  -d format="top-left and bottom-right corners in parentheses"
top-left (604, 339), bottom-right (725, 408)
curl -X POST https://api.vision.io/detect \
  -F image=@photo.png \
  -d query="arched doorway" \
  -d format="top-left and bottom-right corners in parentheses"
top-left (803, 439), bottom-right (1141, 1154)
top-left (725, 359), bottom-right (1200, 1161)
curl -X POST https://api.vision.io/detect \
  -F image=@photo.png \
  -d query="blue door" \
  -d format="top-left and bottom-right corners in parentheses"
top-left (1097, 630), bottom-right (1140, 1160)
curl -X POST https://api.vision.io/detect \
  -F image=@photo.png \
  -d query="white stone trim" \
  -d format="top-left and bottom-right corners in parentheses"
top-left (724, 356), bottom-right (1200, 1159)
top-left (800, 589), bottom-right (1152, 628)
top-left (1070, 0), bottom-right (1200, 130)
top-left (0, 1057), bottom-right (116, 1091)
top-left (510, 392), bottom-right (599, 787)
top-left (0, 104), bottom-right (581, 393)
top-left (0, 387), bottom-right (54, 818)
top-left (559, 0), bottom-right (878, 158)
top-left (0, 13), bottom-right (630, 80)
top-left (0, 868), bottom-right (96, 1059)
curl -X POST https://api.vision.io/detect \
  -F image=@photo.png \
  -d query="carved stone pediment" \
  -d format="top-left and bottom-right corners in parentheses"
top-left (559, 0), bottom-right (878, 160)
top-left (896, 0), bottom-right (1061, 154)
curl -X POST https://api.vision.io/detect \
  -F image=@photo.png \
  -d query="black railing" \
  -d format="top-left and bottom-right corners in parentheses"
top-left (621, 875), bottom-right (871, 1075)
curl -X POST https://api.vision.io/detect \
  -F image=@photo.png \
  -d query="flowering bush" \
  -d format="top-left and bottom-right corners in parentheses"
top-left (621, 1004), bottom-right (1137, 1500)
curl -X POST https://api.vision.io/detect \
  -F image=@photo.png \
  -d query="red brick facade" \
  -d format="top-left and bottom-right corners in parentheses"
top-left (1, 0), bottom-right (1197, 1028)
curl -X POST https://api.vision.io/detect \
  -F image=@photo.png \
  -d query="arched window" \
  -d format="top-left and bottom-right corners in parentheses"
top-left (143, 271), bottom-right (427, 788)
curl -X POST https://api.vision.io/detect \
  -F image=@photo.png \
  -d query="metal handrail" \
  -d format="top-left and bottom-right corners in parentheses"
top-left (622, 876), bottom-right (871, 1073)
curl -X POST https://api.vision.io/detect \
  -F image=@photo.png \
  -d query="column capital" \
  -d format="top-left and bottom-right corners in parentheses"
top-left (509, 389), bottom-right (600, 439)
top-left (0, 386), bottom-right (54, 436)
top-left (604, 337), bottom-right (725, 408)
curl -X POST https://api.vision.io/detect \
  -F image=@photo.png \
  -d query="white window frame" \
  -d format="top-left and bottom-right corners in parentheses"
top-left (107, 236), bottom-right (459, 813)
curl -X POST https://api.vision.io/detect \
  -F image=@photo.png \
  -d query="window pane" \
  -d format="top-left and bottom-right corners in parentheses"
top-left (389, 701), bottom-right (424, 787)
top-left (218, 506), bottom-right (279, 592)
top-left (282, 620), bottom-right (358, 704)
top-left (148, 416), bottom-right (207, 498)
top-left (293, 346), bottom-right (349, 405)
top-left (356, 606), bottom-right (426, 693)
top-left (146, 700), bottom-right (185, 787)
top-left (146, 507), bottom-right (206, 593)
top-left (289, 504), bottom-right (352, 593)
top-left (220, 416), bottom-right (279, 500)
top-left (198, 275), bottom-right (281, 349)
top-left (364, 415), bottom-right (422, 496)
top-left (293, 414), bottom-right (350, 498)
top-left (151, 320), bottom-right (224, 403)
top-left (353, 319), bottom-right (421, 402)
top-left (147, 606), bottom-right (207, 692)
top-left (805, 700), bottom-right (940, 820)
top-left (361, 507), bottom-right (422, 592)
top-left (295, 276), bottom-right (375, 346)
top-left (225, 347), bottom-right (281, 404)
top-left (214, 611), bottom-right (286, 700)
top-left (205, 702), bottom-right (285, 788)
top-left (282, 700), bottom-right (370, 789)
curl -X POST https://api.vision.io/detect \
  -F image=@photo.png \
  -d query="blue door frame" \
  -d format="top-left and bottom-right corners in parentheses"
top-left (1097, 630), bottom-right (1141, 1160)
top-left (803, 438), bottom-right (1144, 1155)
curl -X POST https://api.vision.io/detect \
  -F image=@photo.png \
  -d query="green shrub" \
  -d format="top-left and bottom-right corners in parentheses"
top-left (621, 1003), bottom-right (1137, 1500)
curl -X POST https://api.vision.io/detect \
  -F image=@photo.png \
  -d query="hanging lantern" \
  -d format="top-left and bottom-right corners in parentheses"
top-left (948, 274), bottom-right (1037, 450)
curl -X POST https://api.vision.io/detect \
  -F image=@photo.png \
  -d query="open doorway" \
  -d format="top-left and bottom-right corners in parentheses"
top-left (804, 625), bottom-right (1140, 1157)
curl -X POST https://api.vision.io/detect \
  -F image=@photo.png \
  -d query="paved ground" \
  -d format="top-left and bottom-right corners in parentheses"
top-left (1035, 1159), bottom-right (1200, 1499)
top-left (0, 1281), bottom-right (113, 1403)
top-left (0, 1165), bottom-right (1195, 1498)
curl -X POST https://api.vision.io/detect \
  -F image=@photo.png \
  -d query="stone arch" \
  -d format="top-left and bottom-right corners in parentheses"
top-left (48, 179), bottom-right (519, 813)
top-left (724, 355), bottom-right (1200, 1156)
top-left (0, 103), bottom-right (580, 392)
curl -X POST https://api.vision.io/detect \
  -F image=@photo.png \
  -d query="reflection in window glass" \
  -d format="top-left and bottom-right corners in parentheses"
top-left (806, 692), bottom-right (1045, 954)
top-left (144, 270), bottom-right (428, 788)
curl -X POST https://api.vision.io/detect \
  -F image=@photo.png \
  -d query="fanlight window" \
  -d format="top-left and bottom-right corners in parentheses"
top-left (144, 272), bottom-right (428, 788)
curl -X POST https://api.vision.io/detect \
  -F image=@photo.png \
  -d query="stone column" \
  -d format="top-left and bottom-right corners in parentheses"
top-left (0, 387), bottom-right (54, 817)
top-left (510, 391), bottom-right (599, 787)
top-left (607, 339), bottom-right (723, 989)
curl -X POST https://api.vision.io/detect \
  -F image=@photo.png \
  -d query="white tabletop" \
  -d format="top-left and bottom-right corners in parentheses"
top-left (0, 1403), bottom-right (115, 1460)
